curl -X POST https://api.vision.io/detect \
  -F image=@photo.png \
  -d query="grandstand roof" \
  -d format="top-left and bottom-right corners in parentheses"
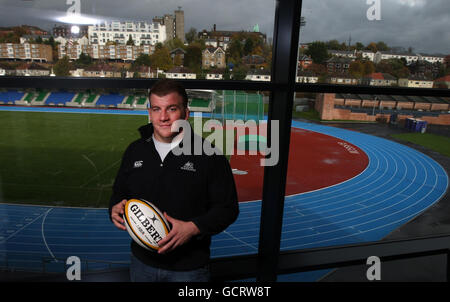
top-left (334, 93), bottom-right (449, 105)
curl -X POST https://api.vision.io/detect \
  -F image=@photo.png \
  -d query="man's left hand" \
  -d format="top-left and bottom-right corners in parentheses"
top-left (157, 212), bottom-right (200, 254)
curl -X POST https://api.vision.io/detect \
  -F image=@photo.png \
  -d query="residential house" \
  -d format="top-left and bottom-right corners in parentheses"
top-left (170, 48), bottom-right (186, 66)
top-left (83, 63), bottom-right (122, 78)
top-left (202, 47), bottom-right (225, 69)
top-left (126, 65), bottom-right (157, 78)
top-left (296, 70), bottom-right (319, 83)
top-left (204, 39), bottom-right (218, 48)
top-left (398, 76), bottom-right (434, 88)
top-left (408, 60), bottom-right (443, 79)
top-left (245, 69), bottom-right (271, 81)
top-left (198, 24), bottom-right (267, 51)
top-left (242, 55), bottom-right (266, 68)
top-left (15, 62), bottom-right (50, 76)
top-left (328, 50), bottom-right (356, 60)
top-left (357, 50), bottom-right (376, 62)
top-left (326, 57), bottom-right (353, 74)
top-left (298, 55), bottom-right (312, 70)
top-left (375, 51), bottom-right (418, 64)
top-left (418, 54), bottom-right (445, 64)
top-left (328, 74), bottom-right (359, 85)
top-left (361, 73), bottom-right (397, 86)
top-left (206, 69), bottom-right (225, 80)
top-left (433, 75), bottom-right (450, 89)
top-left (165, 66), bottom-right (196, 79)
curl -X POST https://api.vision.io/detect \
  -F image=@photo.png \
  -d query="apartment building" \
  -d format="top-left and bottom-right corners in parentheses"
top-left (87, 21), bottom-right (166, 46)
top-left (58, 43), bottom-right (154, 61)
top-left (0, 43), bottom-right (52, 62)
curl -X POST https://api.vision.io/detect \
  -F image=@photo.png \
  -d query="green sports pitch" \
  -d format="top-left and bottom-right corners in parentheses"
top-left (0, 111), bottom-right (147, 208)
top-left (0, 110), bottom-right (241, 208)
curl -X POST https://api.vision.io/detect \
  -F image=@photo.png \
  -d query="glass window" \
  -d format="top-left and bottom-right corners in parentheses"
top-left (0, 86), bottom-right (269, 277)
top-left (297, 0), bottom-right (449, 87)
top-left (0, 0), bottom-right (275, 81)
top-left (283, 88), bottom-right (450, 280)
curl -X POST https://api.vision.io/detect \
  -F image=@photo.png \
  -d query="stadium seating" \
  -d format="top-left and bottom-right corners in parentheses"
top-left (0, 90), bottom-right (25, 104)
top-left (95, 93), bottom-right (124, 108)
top-left (45, 92), bottom-right (76, 106)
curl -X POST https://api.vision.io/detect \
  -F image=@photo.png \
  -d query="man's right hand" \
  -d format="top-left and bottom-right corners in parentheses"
top-left (111, 199), bottom-right (127, 231)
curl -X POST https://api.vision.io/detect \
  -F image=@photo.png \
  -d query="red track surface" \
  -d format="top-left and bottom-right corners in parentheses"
top-left (229, 127), bottom-right (369, 202)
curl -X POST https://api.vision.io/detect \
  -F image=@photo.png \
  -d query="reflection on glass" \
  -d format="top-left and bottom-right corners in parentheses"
top-left (0, 88), bottom-right (269, 207)
top-left (296, 0), bottom-right (449, 86)
top-left (0, 0), bottom-right (276, 80)
top-left (283, 90), bottom-right (449, 283)
top-left (0, 88), bottom-right (269, 275)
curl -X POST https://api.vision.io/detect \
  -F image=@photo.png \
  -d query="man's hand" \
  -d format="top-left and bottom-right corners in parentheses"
top-left (158, 212), bottom-right (200, 254)
top-left (111, 199), bottom-right (127, 231)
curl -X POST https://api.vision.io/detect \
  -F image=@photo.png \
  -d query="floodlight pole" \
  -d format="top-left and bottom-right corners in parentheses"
top-left (256, 0), bottom-right (302, 281)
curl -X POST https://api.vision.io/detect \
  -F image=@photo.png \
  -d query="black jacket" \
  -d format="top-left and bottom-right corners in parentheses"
top-left (109, 123), bottom-right (239, 270)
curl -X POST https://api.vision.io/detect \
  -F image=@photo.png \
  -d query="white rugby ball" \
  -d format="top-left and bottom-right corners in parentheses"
top-left (123, 198), bottom-right (171, 251)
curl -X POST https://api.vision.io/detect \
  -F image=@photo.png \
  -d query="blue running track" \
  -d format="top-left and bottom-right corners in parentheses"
top-left (0, 107), bottom-right (448, 280)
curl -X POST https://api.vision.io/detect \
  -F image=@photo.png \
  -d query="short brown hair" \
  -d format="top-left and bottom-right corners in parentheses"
top-left (149, 79), bottom-right (189, 108)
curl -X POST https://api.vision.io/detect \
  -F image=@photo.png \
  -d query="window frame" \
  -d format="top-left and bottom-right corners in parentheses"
top-left (0, 0), bottom-right (449, 282)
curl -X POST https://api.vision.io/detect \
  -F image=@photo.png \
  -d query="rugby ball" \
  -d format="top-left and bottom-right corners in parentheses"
top-left (123, 198), bottom-right (171, 251)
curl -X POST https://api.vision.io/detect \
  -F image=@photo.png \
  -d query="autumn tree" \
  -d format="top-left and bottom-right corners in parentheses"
top-left (150, 45), bottom-right (173, 71)
top-left (376, 59), bottom-right (410, 79)
top-left (53, 56), bottom-right (71, 76)
top-left (184, 44), bottom-right (203, 73)
top-left (305, 41), bottom-right (330, 64)
top-left (185, 27), bottom-right (198, 44)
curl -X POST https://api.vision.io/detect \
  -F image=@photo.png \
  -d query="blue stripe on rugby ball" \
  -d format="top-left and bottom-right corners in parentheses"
top-left (123, 198), bottom-right (171, 251)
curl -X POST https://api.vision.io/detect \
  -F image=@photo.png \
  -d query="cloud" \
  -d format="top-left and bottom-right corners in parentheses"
top-left (0, 0), bottom-right (447, 54)
top-left (299, 0), bottom-right (449, 54)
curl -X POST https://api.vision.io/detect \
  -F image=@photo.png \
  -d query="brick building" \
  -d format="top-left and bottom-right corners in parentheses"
top-left (315, 93), bottom-right (450, 125)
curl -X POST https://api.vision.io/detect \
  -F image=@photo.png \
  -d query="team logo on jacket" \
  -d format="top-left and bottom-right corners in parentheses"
top-left (134, 160), bottom-right (143, 168)
top-left (180, 161), bottom-right (196, 172)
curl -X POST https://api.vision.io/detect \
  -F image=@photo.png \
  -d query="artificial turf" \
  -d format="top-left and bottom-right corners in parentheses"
top-left (0, 111), bottom-right (146, 208)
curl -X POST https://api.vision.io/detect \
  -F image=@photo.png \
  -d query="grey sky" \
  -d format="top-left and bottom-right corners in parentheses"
top-left (0, 0), bottom-right (448, 54)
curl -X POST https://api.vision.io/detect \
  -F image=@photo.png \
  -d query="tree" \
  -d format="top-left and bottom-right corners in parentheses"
top-left (231, 65), bottom-right (248, 80)
top-left (349, 61), bottom-right (364, 78)
top-left (243, 38), bottom-right (254, 56)
top-left (164, 37), bottom-right (185, 51)
top-left (227, 38), bottom-right (244, 62)
top-left (376, 41), bottom-right (389, 52)
top-left (376, 59), bottom-right (410, 79)
top-left (150, 46), bottom-right (173, 71)
top-left (305, 63), bottom-right (327, 76)
top-left (355, 42), bottom-right (365, 51)
top-left (305, 41), bottom-right (330, 64)
top-left (76, 52), bottom-right (93, 66)
top-left (366, 42), bottom-right (378, 53)
top-left (362, 60), bottom-right (375, 75)
top-left (185, 27), bottom-right (198, 44)
top-left (134, 53), bottom-right (152, 67)
top-left (126, 35), bottom-right (134, 46)
top-left (53, 56), bottom-right (71, 76)
top-left (184, 44), bottom-right (202, 72)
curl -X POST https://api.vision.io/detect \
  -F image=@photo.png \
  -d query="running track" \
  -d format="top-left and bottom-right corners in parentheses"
top-left (0, 107), bottom-right (448, 280)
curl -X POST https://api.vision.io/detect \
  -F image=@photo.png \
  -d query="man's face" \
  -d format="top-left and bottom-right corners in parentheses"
top-left (149, 92), bottom-right (189, 143)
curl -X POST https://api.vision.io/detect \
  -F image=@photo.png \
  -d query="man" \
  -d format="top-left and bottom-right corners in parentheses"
top-left (109, 79), bottom-right (239, 282)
